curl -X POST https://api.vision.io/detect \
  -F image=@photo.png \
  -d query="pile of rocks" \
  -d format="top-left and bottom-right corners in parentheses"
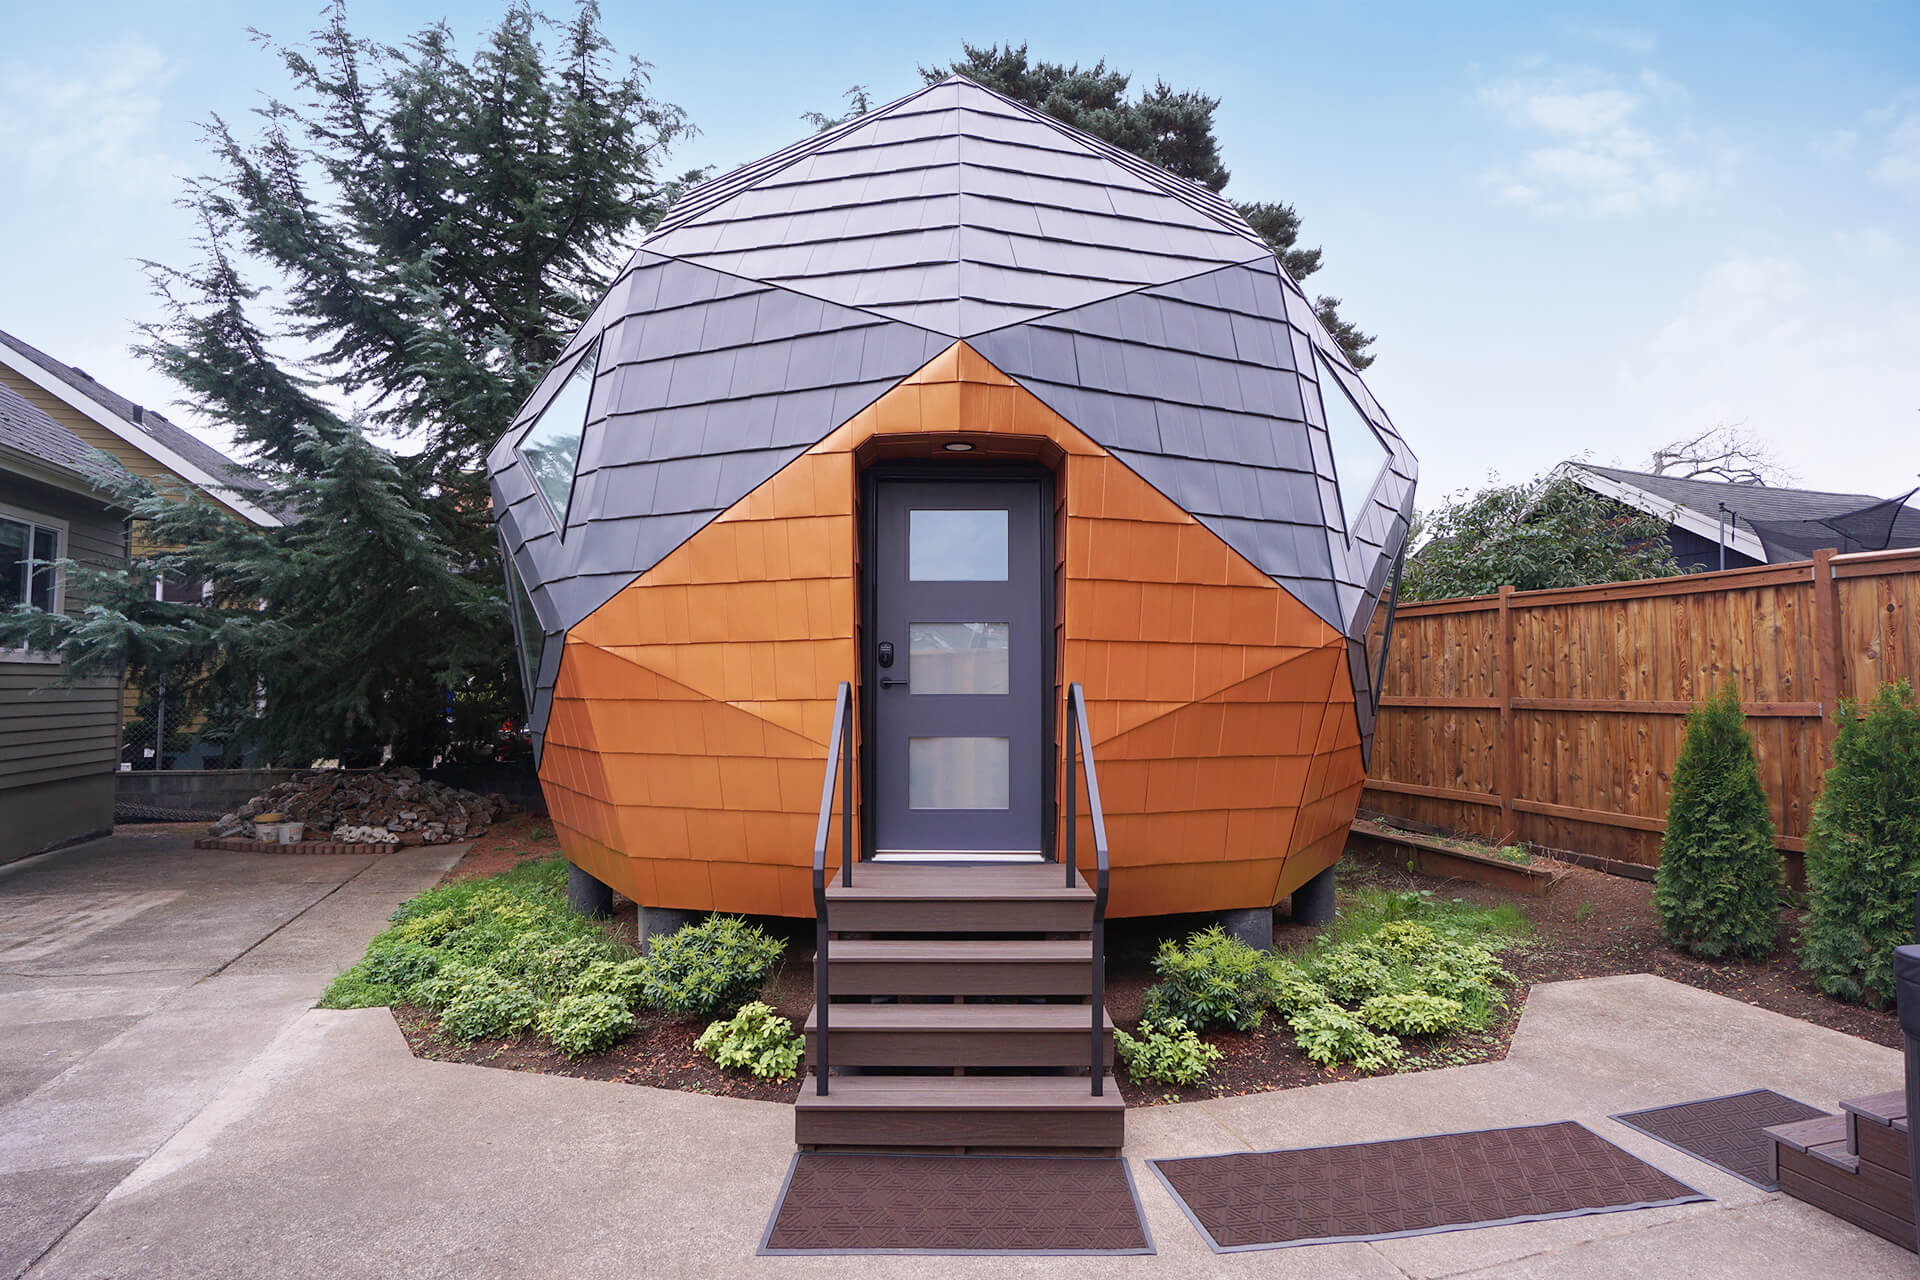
top-left (208, 768), bottom-right (503, 845)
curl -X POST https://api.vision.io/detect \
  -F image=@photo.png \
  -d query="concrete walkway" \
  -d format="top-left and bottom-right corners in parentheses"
top-left (18, 959), bottom-right (1911, 1276)
top-left (0, 831), bottom-right (463, 1278)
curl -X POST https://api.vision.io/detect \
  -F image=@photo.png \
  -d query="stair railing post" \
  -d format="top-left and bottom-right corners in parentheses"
top-left (1065, 687), bottom-right (1078, 890)
top-left (841, 692), bottom-right (853, 889)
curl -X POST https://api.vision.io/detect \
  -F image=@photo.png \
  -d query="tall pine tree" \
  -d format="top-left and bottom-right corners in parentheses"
top-left (915, 43), bottom-right (1375, 368)
top-left (3, 2), bottom-right (697, 765)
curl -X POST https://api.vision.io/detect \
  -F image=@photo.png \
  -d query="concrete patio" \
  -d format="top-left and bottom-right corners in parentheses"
top-left (0, 831), bottom-right (463, 1278)
top-left (8, 869), bottom-right (1909, 1280)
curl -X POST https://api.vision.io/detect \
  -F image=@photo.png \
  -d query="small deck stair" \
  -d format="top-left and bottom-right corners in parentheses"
top-left (1766, 1089), bottom-right (1915, 1252)
top-left (796, 863), bottom-right (1123, 1154)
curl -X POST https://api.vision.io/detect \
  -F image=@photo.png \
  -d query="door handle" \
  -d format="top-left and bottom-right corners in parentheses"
top-left (879, 677), bottom-right (909, 689)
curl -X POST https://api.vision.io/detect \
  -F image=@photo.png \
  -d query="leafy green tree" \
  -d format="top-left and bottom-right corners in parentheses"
top-left (910, 43), bottom-right (1374, 368)
top-left (1653, 682), bottom-right (1783, 959)
top-left (1799, 680), bottom-right (1920, 1007)
top-left (2, 2), bottom-right (696, 764)
top-left (1401, 472), bottom-right (1682, 601)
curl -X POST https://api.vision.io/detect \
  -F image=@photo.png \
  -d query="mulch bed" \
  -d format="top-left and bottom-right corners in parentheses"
top-left (392, 830), bottom-right (1902, 1106)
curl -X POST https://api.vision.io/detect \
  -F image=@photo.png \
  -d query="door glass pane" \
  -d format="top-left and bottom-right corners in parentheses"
top-left (909, 509), bottom-right (1007, 581)
top-left (910, 622), bottom-right (1009, 694)
top-left (909, 737), bottom-right (1010, 809)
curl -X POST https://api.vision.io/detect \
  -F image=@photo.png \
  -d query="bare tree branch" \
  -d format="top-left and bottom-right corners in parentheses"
top-left (1649, 423), bottom-right (1793, 486)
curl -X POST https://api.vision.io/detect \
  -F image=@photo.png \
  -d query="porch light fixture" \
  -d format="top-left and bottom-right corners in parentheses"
top-left (943, 441), bottom-right (975, 452)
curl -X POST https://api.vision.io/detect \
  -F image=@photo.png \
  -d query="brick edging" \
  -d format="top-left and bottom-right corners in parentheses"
top-left (193, 836), bottom-right (401, 855)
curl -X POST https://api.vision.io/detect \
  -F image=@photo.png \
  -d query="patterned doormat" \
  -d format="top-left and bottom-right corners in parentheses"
top-left (1150, 1121), bottom-right (1707, 1252)
top-left (759, 1152), bottom-right (1154, 1255)
top-left (1612, 1088), bottom-right (1830, 1190)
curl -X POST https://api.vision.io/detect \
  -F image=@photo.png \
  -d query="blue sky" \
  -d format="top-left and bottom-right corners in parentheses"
top-left (1, 1), bottom-right (1915, 504)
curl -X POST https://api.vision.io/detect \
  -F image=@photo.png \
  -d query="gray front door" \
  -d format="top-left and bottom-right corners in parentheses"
top-left (870, 476), bottom-right (1046, 858)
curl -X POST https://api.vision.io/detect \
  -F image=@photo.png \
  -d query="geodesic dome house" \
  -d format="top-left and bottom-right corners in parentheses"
top-left (487, 76), bottom-right (1416, 922)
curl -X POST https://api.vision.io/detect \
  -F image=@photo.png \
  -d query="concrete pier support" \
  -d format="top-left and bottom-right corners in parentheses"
top-left (566, 864), bottom-right (613, 919)
top-left (1218, 906), bottom-right (1273, 952)
top-left (639, 906), bottom-right (697, 953)
top-left (1289, 863), bottom-right (1337, 927)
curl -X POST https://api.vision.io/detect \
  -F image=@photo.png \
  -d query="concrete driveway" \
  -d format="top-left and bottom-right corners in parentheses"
top-left (0, 830), bottom-right (461, 1279)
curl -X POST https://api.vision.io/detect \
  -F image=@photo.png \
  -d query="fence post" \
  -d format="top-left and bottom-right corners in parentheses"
top-left (1496, 585), bottom-right (1516, 840)
top-left (1811, 548), bottom-right (1842, 769)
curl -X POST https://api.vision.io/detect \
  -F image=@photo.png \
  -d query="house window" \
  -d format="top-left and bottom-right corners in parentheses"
top-left (1, 512), bottom-right (61, 614)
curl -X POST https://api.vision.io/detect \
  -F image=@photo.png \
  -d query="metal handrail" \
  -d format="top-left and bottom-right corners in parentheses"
top-left (811, 681), bottom-right (854, 1095)
top-left (1064, 682), bottom-right (1111, 1096)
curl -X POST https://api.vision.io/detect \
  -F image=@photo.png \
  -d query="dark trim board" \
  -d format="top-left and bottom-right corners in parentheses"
top-left (857, 459), bottom-right (1057, 863)
top-left (757, 1151), bottom-right (1156, 1256)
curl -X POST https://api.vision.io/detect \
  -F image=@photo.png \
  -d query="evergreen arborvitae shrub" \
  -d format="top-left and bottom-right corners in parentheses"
top-left (1799, 680), bottom-right (1920, 1008)
top-left (1653, 681), bottom-right (1782, 959)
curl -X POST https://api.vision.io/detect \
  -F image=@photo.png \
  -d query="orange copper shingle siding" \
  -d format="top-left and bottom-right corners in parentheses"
top-left (542, 342), bottom-right (1365, 917)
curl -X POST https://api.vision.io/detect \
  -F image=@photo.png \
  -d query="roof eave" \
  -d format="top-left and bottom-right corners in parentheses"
top-left (0, 344), bottom-right (281, 528)
top-left (1561, 463), bottom-right (1769, 562)
top-left (0, 441), bottom-right (132, 510)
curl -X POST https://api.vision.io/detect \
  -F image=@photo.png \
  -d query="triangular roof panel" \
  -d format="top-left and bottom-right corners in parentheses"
top-left (641, 77), bottom-right (1273, 337)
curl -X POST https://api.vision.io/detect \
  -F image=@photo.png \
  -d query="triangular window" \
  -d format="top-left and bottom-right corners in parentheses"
top-left (516, 340), bottom-right (599, 532)
top-left (1316, 352), bottom-right (1390, 535)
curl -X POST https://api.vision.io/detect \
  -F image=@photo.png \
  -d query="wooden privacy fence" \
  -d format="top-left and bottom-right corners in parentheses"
top-left (1363, 546), bottom-right (1920, 874)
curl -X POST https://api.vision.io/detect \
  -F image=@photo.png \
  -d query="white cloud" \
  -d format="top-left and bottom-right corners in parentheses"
top-left (1871, 111), bottom-right (1920, 193)
top-left (1477, 67), bottom-right (1722, 216)
top-left (1616, 255), bottom-right (1920, 494)
top-left (1835, 227), bottom-right (1903, 261)
top-left (0, 39), bottom-right (178, 192)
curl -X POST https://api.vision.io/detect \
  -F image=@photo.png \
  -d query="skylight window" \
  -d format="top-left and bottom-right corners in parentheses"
top-left (1316, 352), bottom-right (1390, 535)
top-left (516, 341), bottom-right (599, 531)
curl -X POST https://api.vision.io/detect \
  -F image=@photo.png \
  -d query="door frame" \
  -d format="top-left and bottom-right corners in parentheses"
top-left (858, 459), bottom-right (1057, 863)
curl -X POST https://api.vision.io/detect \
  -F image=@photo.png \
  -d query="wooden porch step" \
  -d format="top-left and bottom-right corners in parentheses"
top-left (1768, 1108), bottom-right (1916, 1253)
top-left (825, 864), bottom-right (1094, 934)
top-left (828, 939), bottom-right (1093, 996)
top-left (806, 1003), bottom-right (1113, 1069)
top-left (1769, 1115), bottom-right (1858, 1172)
top-left (794, 1073), bottom-right (1125, 1152)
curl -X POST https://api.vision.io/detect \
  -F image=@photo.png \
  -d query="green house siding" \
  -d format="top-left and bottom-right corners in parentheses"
top-left (0, 471), bottom-right (127, 863)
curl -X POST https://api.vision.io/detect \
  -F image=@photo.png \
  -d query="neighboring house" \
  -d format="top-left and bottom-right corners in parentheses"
top-left (0, 327), bottom-right (282, 766)
top-left (1564, 463), bottom-right (1920, 571)
top-left (488, 78), bottom-right (1418, 1151)
top-left (0, 384), bottom-right (130, 863)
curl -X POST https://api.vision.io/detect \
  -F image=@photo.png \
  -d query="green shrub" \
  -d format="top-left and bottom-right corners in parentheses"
top-left (1140, 926), bottom-right (1281, 1031)
top-left (317, 967), bottom-right (397, 1010)
top-left (571, 957), bottom-right (648, 1004)
top-left (1309, 944), bottom-right (1395, 1003)
top-left (1265, 957), bottom-right (1330, 1016)
top-left (1653, 681), bottom-right (1783, 959)
top-left (361, 941), bottom-right (444, 989)
top-left (428, 965), bottom-right (542, 1041)
top-left (1800, 680), bottom-right (1920, 1008)
top-left (642, 916), bottom-right (785, 1017)
top-left (1289, 1004), bottom-right (1402, 1071)
top-left (496, 930), bottom-right (626, 999)
top-left (542, 991), bottom-right (637, 1057)
top-left (1115, 1016), bottom-right (1224, 1086)
top-left (1359, 991), bottom-right (1466, 1036)
top-left (694, 1001), bottom-right (804, 1080)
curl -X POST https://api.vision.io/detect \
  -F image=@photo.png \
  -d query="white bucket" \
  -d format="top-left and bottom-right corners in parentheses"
top-left (277, 822), bottom-right (304, 845)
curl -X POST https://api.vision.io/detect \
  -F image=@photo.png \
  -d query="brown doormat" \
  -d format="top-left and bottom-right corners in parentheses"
top-left (1150, 1121), bottom-right (1707, 1252)
top-left (760, 1152), bottom-right (1154, 1255)
top-left (1612, 1088), bottom-right (1829, 1190)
